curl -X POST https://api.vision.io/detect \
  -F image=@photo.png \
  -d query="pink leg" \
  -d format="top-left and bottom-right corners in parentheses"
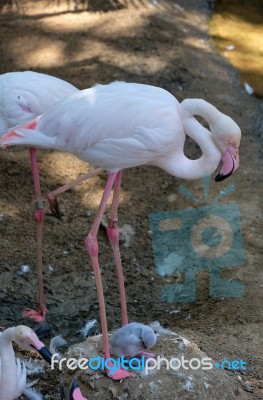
top-left (106, 171), bottom-right (128, 326)
top-left (46, 167), bottom-right (103, 219)
top-left (85, 172), bottom-right (132, 380)
top-left (23, 148), bottom-right (47, 322)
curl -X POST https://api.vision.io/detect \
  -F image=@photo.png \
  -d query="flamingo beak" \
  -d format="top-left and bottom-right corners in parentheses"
top-left (215, 145), bottom-right (239, 182)
top-left (30, 337), bottom-right (52, 363)
top-left (60, 378), bottom-right (86, 400)
top-left (37, 345), bottom-right (52, 363)
top-left (69, 378), bottom-right (79, 400)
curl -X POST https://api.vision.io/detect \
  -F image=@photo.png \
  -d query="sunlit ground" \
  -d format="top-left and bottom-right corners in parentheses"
top-left (210, 0), bottom-right (263, 97)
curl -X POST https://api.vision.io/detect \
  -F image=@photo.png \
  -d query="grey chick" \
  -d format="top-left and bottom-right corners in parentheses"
top-left (110, 322), bottom-right (157, 358)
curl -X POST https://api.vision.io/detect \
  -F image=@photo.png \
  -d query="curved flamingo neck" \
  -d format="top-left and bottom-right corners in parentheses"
top-left (0, 327), bottom-right (16, 354)
top-left (181, 98), bottom-right (220, 124)
top-left (0, 328), bottom-right (17, 398)
top-left (159, 99), bottom-right (222, 180)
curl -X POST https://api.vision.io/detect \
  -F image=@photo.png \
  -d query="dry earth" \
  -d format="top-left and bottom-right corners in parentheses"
top-left (0, 0), bottom-right (262, 399)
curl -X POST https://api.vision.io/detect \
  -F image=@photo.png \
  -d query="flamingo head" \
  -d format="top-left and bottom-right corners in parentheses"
top-left (14, 325), bottom-right (52, 363)
top-left (212, 114), bottom-right (241, 181)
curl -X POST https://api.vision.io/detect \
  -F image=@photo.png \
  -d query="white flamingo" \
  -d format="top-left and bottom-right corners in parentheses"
top-left (0, 81), bottom-right (241, 379)
top-left (0, 71), bottom-right (79, 322)
top-left (0, 325), bottom-right (52, 400)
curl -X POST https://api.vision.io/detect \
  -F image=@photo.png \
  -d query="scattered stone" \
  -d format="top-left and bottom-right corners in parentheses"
top-left (242, 381), bottom-right (255, 392)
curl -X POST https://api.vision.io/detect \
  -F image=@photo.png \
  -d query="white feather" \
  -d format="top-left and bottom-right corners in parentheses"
top-left (23, 385), bottom-right (43, 400)
top-left (24, 358), bottom-right (45, 376)
top-left (49, 335), bottom-right (67, 355)
top-left (79, 319), bottom-right (97, 338)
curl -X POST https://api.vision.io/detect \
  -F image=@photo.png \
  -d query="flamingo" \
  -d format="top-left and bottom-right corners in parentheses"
top-left (0, 71), bottom-right (79, 322)
top-left (61, 378), bottom-right (87, 400)
top-left (0, 325), bottom-right (52, 400)
top-left (110, 322), bottom-right (157, 358)
top-left (0, 81), bottom-right (241, 379)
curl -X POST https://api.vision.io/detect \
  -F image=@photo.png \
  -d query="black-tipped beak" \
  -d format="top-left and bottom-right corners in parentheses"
top-left (69, 378), bottom-right (79, 400)
top-left (215, 170), bottom-right (233, 182)
top-left (37, 345), bottom-right (52, 363)
top-left (216, 145), bottom-right (239, 182)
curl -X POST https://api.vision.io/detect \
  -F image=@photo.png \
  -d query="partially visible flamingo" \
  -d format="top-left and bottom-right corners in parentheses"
top-left (61, 378), bottom-right (87, 400)
top-left (0, 325), bottom-right (52, 400)
top-left (0, 71), bottom-right (79, 322)
top-left (0, 81), bottom-right (241, 379)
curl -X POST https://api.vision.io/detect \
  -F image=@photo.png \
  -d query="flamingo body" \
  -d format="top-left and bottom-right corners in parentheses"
top-left (5, 82), bottom-right (183, 171)
top-left (1, 81), bottom-right (241, 179)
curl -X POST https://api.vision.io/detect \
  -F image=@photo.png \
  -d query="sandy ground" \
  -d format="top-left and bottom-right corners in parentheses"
top-left (0, 0), bottom-right (262, 398)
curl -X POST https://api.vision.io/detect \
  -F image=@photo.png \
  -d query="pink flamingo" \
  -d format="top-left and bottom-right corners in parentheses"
top-left (0, 325), bottom-right (52, 399)
top-left (0, 81), bottom-right (241, 379)
top-left (0, 71), bottom-right (79, 322)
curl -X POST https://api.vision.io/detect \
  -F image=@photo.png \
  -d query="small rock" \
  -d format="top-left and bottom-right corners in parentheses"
top-left (20, 264), bottom-right (31, 273)
top-left (244, 82), bottom-right (254, 95)
top-left (242, 381), bottom-right (254, 392)
top-left (169, 308), bottom-right (181, 315)
top-left (47, 264), bottom-right (54, 272)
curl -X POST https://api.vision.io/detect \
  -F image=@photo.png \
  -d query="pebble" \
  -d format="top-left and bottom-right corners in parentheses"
top-left (20, 265), bottom-right (31, 273)
top-left (169, 308), bottom-right (181, 315)
top-left (242, 381), bottom-right (254, 392)
top-left (244, 82), bottom-right (254, 95)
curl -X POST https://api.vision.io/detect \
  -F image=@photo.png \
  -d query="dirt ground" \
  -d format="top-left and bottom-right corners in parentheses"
top-left (0, 0), bottom-right (262, 399)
